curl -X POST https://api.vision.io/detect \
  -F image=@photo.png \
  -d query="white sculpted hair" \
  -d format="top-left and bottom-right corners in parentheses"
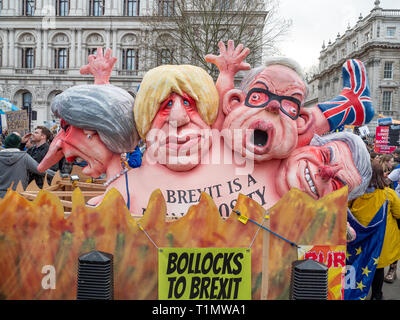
top-left (310, 132), bottom-right (372, 201)
top-left (239, 56), bottom-right (309, 102)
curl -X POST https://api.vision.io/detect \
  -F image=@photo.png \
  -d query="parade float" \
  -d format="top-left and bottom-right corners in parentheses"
top-left (0, 42), bottom-right (375, 300)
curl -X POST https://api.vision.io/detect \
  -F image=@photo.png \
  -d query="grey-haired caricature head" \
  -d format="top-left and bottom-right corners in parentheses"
top-left (276, 132), bottom-right (372, 200)
top-left (38, 84), bottom-right (140, 178)
top-left (51, 84), bottom-right (139, 153)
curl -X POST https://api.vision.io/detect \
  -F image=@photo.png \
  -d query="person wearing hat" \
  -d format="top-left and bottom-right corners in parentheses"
top-left (0, 133), bottom-right (52, 198)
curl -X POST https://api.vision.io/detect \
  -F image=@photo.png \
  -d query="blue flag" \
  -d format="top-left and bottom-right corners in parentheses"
top-left (344, 202), bottom-right (388, 300)
top-left (0, 97), bottom-right (19, 114)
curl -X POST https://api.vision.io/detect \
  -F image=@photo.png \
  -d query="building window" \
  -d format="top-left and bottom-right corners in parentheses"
top-left (88, 48), bottom-right (97, 56)
top-left (382, 91), bottom-right (392, 111)
top-left (89, 0), bottom-right (104, 16)
top-left (158, 0), bottom-right (174, 16)
top-left (22, 48), bottom-right (35, 68)
top-left (22, 91), bottom-right (36, 127)
top-left (22, 0), bottom-right (35, 16)
top-left (87, 48), bottom-right (105, 56)
top-left (56, 0), bottom-right (70, 16)
top-left (365, 32), bottom-right (370, 42)
top-left (23, 92), bottom-right (32, 109)
top-left (352, 40), bottom-right (357, 50)
top-left (158, 48), bottom-right (173, 65)
top-left (0, 0), bottom-right (2, 15)
top-left (122, 49), bottom-right (138, 71)
top-left (54, 48), bottom-right (68, 69)
top-left (124, 0), bottom-right (139, 16)
top-left (218, 0), bottom-right (232, 10)
top-left (387, 27), bottom-right (396, 37)
top-left (384, 62), bottom-right (394, 79)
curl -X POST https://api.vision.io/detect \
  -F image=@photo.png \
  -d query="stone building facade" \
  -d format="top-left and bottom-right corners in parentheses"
top-left (306, 1), bottom-right (400, 132)
top-left (0, 0), bottom-right (266, 130)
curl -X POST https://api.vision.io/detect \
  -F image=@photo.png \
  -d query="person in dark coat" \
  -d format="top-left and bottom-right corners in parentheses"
top-left (20, 126), bottom-right (59, 188)
top-left (0, 133), bottom-right (48, 198)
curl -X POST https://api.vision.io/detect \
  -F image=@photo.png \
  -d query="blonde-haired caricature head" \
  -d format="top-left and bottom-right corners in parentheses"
top-left (134, 64), bottom-right (219, 139)
top-left (134, 64), bottom-right (219, 171)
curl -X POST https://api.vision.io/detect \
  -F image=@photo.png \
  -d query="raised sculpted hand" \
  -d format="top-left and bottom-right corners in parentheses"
top-left (317, 59), bottom-right (374, 131)
top-left (205, 40), bottom-right (251, 77)
top-left (80, 47), bottom-right (117, 85)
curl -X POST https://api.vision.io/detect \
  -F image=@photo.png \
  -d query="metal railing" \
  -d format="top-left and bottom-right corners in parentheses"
top-left (382, 9), bottom-right (400, 16)
top-left (15, 68), bottom-right (34, 74)
top-left (48, 69), bottom-right (68, 74)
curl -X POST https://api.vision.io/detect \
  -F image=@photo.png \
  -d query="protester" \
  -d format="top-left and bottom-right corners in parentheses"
top-left (385, 164), bottom-right (400, 284)
top-left (24, 135), bottom-right (34, 151)
top-left (348, 160), bottom-right (400, 300)
top-left (393, 148), bottom-right (400, 168)
top-left (21, 126), bottom-right (59, 188)
top-left (379, 154), bottom-right (395, 177)
top-left (370, 151), bottom-right (379, 161)
top-left (0, 133), bottom-right (51, 198)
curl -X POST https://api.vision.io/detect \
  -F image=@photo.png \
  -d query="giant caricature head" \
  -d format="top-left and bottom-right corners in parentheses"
top-left (221, 57), bottom-right (312, 162)
top-left (134, 65), bottom-right (219, 172)
top-left (38, 84), bottom-right (140, 178)
top-left (276, 132), bottom-right (372, 201)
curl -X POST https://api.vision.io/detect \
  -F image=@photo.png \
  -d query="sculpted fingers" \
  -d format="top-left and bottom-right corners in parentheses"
top-left (87, 54), bottom-right (96, 64)
top-left (80, 64), bottom-right (91, 75)
top-left (104, 48), bottom-right (112, 59)
top-left (205, 54), bottom-right (218, 64)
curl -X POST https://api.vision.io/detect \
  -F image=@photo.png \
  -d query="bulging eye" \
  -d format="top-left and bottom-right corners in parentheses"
top-left (289, 107), bottom-right (297, 116)
top-left (251, 93), bottom-right (260, 101)
top-left (183, 99), bottom-right (189, 106)
top-left (167, 100), bottom-right (173, 107)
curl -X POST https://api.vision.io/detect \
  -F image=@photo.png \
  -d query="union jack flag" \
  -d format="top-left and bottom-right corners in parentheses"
top-left (317, 59), bottom-right (375, 131)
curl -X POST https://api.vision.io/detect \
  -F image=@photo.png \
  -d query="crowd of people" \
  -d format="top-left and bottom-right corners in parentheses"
top-left (0, 126), bottom-right (145, 198)
top-left (348, 136), bottom-right (400, 300)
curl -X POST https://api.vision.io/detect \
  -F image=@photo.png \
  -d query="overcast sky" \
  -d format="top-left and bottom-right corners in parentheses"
top-left (276, 0), bottom-right (400, 71)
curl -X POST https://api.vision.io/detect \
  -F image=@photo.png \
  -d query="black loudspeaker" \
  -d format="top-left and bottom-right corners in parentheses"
top-left (77, 251), bottom-right (114, 300)
top-left (290, 259), bottom-right (328, 300)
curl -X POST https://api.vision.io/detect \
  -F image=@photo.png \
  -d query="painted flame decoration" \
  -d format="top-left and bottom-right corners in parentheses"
top-left (0, 186), bottom-right (347, 300)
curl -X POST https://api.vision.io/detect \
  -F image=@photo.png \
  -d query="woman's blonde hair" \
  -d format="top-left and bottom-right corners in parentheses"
top-left (134, 65), bottom-right (219, 139)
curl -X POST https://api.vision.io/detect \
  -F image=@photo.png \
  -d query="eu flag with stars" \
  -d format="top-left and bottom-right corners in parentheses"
top-left (344, 202), bottom-right (387, 300)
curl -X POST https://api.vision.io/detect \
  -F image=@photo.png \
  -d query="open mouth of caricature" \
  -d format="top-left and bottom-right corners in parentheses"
top-left (304, 165), bottom-right (320, 198)
top-left (246, 121), bottom-right (273, 155)
top-left (252, 130), bottom-right (269, 147)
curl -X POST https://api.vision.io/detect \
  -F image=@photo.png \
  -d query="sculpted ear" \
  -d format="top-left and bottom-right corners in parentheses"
top-left (296, 105), bottom-right (332, 147)
top-left (223, 89), bottom-right (246, 115)
top-left (296, 107), bottom-right (313, 134)
top-left (296, 107), bottom-right (315, 147)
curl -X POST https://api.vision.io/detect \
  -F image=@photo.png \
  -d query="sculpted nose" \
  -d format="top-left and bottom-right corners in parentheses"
top-left (265, 100), bottom-right (280, 114)
top-left (168, 99), bottom-right (190, 128)
top-left (318, 164), bottom-right (341, 181)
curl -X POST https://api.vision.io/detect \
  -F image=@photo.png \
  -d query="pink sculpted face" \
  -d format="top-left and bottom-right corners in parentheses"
top-left (146, 92), bottom-right (212, 171)
top-left (222, 64), bottom-right (308, 162)
top-left (38, 119), bottom-right (116, 178)
top-left (275, 140), bottom-right (362, 200)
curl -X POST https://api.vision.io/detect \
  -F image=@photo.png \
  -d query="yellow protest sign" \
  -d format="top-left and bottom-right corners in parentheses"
top-left (158, 248), bottom-right (251, 300)
top-left (5, 110), bottom-right (29, 136)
